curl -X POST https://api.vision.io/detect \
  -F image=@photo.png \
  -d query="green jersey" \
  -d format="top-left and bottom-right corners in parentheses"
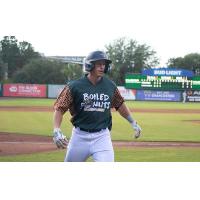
top-left (69, 75), bottom-right (118, 130)
top-left (54, 75), bottom-right (124, 130)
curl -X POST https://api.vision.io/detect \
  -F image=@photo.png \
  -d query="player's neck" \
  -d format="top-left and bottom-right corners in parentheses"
top-left (87, 73), bottom-right (102, 85)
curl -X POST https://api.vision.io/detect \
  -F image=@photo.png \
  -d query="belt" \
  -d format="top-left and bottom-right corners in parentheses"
top-left (77, 127), bottom-right (102, 133)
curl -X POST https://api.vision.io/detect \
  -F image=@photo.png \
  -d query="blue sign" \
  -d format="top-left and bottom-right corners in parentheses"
top-left (136, 90), bottom-right (181, 101)
top-left (142, 68), bottom-right (194, 77)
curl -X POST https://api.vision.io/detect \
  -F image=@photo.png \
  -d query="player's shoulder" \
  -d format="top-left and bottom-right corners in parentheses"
top-left (102, 76), bottom-right (117, 88)
top-left (67, 75), bottom-right (87, 89)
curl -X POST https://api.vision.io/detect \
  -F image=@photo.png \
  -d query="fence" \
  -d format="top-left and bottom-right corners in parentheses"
top-left (1, 83), bottom-right (200, 102)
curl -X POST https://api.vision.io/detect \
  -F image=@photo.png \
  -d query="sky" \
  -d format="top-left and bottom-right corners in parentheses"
top-left (0, 0), bottom-right (200, 67)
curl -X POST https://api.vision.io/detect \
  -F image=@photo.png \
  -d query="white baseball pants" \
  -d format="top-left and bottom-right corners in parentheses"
top-left (64, 127), bottom-right (114, 162)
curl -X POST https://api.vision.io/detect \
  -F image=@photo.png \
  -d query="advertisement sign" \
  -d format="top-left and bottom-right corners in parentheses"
top-left (142, 68), bottom-right (194, 77)
top-left (186, 90), bottom-right (200, 102)
top-left (48, 84), bottom-right (65, 98)
top-left (3, 84), bottom-right (47, 97)
top-left (117, 86), bottom-right (136, 100)
top-left (136, 90), bottom-right (181, 101)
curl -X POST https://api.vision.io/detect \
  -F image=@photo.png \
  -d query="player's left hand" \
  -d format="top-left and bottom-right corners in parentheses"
top-left (53, 128), bottom-right (68, 149)
top-left (131, 121), bottom-right (142, 139)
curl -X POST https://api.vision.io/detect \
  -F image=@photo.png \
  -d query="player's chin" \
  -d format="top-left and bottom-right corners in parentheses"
top-left (98, 71), bottom-right (104, 76)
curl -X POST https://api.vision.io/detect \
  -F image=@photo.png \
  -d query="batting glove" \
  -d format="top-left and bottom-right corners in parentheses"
top-left (53, 128), bottom-right (68, 149)
top-left (131, 121), bottom-right (142, 139)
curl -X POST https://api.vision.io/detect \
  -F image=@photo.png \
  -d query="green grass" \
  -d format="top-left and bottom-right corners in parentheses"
top-left (0, 150), bottom-right (65, 162)
top-left (126, 100), bottom-right (200, 110)
top-left (115, 147), bottom-right (200, 162)
top-left (0, 111), bottom-right (72, 137)
top-left (0, 98), bottom-right (200, 161)
top-left (1, 147), bottom-right (200, 162)
top-left (1, 98), bottom-right (200, 110)
top-left (0, 111), bottom-right (199, 141)
top-left (0, 98), bottom-right (54, 106)
top-left (112, 112), bottom-right (200, 141)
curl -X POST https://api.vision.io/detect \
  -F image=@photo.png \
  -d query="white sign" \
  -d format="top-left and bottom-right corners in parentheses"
top-left (117, 86), bottom-right (136, 100)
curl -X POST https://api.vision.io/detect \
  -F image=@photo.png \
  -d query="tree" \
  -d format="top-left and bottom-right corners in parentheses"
top-left (167, 53), bottom-right (200, 75)
top-left (18, 41), bottom-right (40, 67)
top-left (0, 55), bottom-right (6, 81)
top-left (105, 37), bottom-right (159, 85)
top-left (63, 63), bottom-right (83, 82)
top-left (0, 36), bottom-right (40, 79)
top-left (13, 58), bottom-right (67, 84)
top-left (0, 36), bottom-right (20, 78)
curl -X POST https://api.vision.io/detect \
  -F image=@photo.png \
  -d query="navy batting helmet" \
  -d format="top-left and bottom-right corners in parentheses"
top-left (84, 50), bottom-right (112, 73)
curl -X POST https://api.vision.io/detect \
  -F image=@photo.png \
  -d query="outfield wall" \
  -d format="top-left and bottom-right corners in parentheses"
top-left (1, 83), bottom-right (200, 102)
top-left (48, 84), bottom-right (65, 98)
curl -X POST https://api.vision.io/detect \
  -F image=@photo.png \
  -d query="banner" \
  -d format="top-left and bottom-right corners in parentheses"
top-left (136, 90), bottom-right (181, 101)
top-left (48, 84), bottom-right (66, 98)
top-left (186, 90), bottom-right (200, 102)
top-left (117, 86), bottom-right (136, 100)
top-left (3, 84), bottom-right (47, 97)
top-left (142, 68), bottom-right (194, 77)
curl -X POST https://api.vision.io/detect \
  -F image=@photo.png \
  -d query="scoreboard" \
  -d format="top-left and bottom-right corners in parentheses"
top-left (125, 74), bottom-right (200, 90)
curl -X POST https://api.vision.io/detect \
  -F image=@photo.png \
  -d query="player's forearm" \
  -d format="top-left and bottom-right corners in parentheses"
top-left (118, 103), bottom-right (135, 124)
top-left (53, 110), bottom-right (63, 129)
top-left (118, 103), bottom-right (131, 118)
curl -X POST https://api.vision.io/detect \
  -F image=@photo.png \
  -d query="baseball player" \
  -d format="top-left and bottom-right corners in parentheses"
top-left (53, 50), bottom-right (142, 162)
top-left (182, 90), bottom-right (187, 103)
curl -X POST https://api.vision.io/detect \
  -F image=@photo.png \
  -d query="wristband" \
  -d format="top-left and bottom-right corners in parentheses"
top-left (54, 128), bottom-right (61, 132)
top-left (126, 115), bottom-right (134, 123)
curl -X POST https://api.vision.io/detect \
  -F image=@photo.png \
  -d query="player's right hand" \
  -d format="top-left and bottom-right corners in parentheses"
top-left (53, 128), bottom-right (68, 149)
top-left (131, 121), bottom-right (142, 139)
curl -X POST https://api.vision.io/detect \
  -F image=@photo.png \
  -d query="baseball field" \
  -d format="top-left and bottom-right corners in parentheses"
top-left (0, 97), bottom-right (200, 161)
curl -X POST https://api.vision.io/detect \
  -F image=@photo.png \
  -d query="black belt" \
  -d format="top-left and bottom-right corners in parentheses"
top-left (77, 127), bottom-right (102, 133)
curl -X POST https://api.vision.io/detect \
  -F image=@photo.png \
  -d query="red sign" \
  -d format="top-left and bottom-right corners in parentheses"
top-left (3, 84), bottom-right (47, 97)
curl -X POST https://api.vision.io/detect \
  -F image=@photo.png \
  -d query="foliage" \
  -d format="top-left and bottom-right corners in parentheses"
top-left (0, 53), bottom-right (7, 81)
top-left (13, 58), bottom-right (84, 84)
top-left (2, 35), bottom-right (200, 85)
top-left (0, 36), bottom-right (40, 79)
top-left (105, 37), bottom-right (159, 85)
top-left (63, 63), bottom-right (83, 82)
top-left (0, 36), bottom-right (84, 84)
top-left (13, 58), bottom-right (67, 84)
top-left (167, 53), bottom-right (200, 75)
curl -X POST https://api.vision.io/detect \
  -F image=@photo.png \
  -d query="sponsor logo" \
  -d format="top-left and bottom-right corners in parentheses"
top-left (81, 93), bottom-right (110, 112)
top-left (9, 86), bottom-right (17, 92)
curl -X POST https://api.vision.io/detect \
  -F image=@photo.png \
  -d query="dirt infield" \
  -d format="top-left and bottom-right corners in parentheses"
top-left (1, 132), bottom-right (200, 156)
top-left (0, 132), bottom-right (57, 156)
